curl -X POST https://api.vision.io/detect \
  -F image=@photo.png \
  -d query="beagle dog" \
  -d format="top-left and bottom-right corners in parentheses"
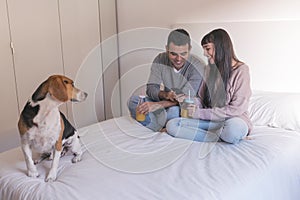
top-left (18, 75), bottom-right (87, 182)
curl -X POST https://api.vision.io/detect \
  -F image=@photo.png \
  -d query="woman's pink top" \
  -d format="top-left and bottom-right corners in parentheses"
top-left (193, 64), bottom-right (253, 133)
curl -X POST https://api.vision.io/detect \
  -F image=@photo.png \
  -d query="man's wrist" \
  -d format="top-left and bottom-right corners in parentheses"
top-left (158, 91), bottom-right (167, 100)
top-left (160, 100), bottom-right (178, 108)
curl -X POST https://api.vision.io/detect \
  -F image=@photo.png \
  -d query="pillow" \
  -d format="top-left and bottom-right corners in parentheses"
top-left (248, 90), bottom-right (300, 132)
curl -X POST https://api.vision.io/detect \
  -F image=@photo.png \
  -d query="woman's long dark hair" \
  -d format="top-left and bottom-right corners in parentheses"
top-left (201, 29), bottom-right (240, 108)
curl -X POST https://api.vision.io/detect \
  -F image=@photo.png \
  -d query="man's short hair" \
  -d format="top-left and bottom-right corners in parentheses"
top-left (167, 29), bottom-right (191, 47)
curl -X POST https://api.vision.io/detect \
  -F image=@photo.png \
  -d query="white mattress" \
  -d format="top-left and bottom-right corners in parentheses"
top-left (1, 116), bottom-right (300, 200)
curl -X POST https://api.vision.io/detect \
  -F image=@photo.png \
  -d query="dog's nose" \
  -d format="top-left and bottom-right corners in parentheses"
top-left (71, 91), bottom-right (88, 102)
top-left (83, 92), bottom-right (88, 99)
top-left (78, 91), bottom-right (87, 101)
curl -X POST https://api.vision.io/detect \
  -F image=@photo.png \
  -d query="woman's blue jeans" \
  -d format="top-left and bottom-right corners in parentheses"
top-left (166, 117), bottom-right (248, 144)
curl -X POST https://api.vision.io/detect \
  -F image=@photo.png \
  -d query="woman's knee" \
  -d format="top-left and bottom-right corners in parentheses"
top-left (220, 117), bottom-right (248, 144)
top-left (166, 118), bottom-right (181, 136)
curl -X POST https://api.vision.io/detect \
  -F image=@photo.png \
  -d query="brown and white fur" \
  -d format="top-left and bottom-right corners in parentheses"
top-left (18, 75), bottom-right (87, 182)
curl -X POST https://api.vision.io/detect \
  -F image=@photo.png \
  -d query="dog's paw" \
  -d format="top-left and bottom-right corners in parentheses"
top-left (72, 155), bottom-right (82, 163)
top-left (45, 171), bottom-right (57, 182)
top-left (45, 176), bottom-right (55, 182)
top-left (28, 170), bottom-right (39, 178)
top-left (34, 159), bottom-right (39, 165)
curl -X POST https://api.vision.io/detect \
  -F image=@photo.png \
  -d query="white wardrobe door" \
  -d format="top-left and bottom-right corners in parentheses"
top-left (99, 0), bottom-right (121, 120)
top-left (59, 0), bottom-right (104, 128)
top-left (7, 0), bottom-right (64, 108)
top-left (0, 0), bottom-right (20, 152)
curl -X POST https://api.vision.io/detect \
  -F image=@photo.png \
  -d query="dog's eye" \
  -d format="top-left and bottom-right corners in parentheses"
top-left (63, 80), bottom-right (69, 84)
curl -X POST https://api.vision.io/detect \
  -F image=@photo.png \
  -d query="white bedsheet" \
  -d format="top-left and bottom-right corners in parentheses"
top-left (1, 116), bottom-right (300, 200)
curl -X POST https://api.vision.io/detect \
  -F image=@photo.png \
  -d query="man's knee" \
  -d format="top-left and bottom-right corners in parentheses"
top-left (166, 106), bottom-right (180, 121)
top-left (127, 95), bottom-right (140, 117)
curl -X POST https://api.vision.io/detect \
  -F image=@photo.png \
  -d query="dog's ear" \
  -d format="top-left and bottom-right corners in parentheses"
top-left (32, 80), bottom-right (49, 102)
top-left (48, 76), bottom-right (68, 102)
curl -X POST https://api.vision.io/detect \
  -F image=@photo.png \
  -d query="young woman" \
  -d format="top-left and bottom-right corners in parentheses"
top-left (166, 28), bottom-right (252, 144)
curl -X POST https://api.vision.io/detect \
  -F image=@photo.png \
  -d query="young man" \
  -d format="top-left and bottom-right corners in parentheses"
top-left (128, 28), bottom-right (205, 131)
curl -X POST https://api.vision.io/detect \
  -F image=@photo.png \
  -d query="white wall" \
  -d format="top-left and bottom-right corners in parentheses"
top-left (117, 0), bottom-right (300, 115)
top-left (117, 0), bottom-right (300, 31)
top-left (173, 21), bottom-right (300, 93)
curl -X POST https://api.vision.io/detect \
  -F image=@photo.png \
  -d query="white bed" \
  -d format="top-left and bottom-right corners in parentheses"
top-left (1, 91), bottom-right (300, 200)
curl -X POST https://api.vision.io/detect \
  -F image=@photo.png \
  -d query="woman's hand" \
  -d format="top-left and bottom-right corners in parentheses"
top-left (187, 104), bottom-right (196, 118)
top-left (175, 94), bottom-right (186, 103)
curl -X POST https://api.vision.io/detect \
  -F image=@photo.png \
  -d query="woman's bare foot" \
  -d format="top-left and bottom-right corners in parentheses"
top-left (159, 128), bottom-right (167, 133)
top-left (243, 136), bottom-right (253, 140)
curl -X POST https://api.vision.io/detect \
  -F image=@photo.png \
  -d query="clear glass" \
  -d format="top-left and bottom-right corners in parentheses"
top-left (180, 98), bottom-right (194, 118)
top-left (136, 95), bottom-right (146, 121)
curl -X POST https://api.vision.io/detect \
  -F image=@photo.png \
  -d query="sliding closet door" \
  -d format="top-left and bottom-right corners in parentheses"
top-left (60, 0), bottom-right (121, 127)
top-left (59, 0), bottom-right (104, 128)
top-left (7, 0), bottom-right (64, 109)
top-left (0, 0), bottom-right (19, 152)
top-left (99, 0), bottom-right (121, 119)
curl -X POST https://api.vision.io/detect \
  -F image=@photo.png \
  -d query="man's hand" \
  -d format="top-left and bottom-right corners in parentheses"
top-left (159, 91), bottom-right (177, 101)
top-left (136, 102), bottom-right (164, 114)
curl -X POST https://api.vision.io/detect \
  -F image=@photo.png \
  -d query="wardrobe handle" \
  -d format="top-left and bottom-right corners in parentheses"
top-left (10, 42), bottom-right (15, 55)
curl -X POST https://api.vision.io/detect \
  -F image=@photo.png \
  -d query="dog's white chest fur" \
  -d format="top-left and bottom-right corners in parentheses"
top-left (27, 97), bottom-right (62, 153)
